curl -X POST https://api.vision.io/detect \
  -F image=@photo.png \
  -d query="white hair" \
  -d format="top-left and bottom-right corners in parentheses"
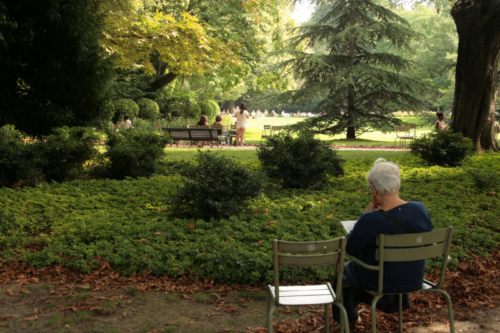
top-left (366, 158), bottom-right (401, 196)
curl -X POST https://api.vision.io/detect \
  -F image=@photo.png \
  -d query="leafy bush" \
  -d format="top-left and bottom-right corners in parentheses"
top-left (99, 129), bottom-right (172, 180)
top-left (170, 151), bottom-right (265, 221)
top-left (137, 98), bottom-right (160, 119)
top-left (257, 132), bottom-right (344, 189)
top-left (409, 130), bottom-right (474, 167)
top-left (0, 125), bottom-right (43, 187)
top-left (197, 100), bottom-right (218, 123)
top-left (112, 99), bottom-right (140, 121)
top-left (467, 168), bottom-right (500, 193)
top-left (35, 127), bottom-right (99, 183)
top-left (185, 102), bottom-right (201, 119)
top-left (2, 153), bottom-right (500, 284)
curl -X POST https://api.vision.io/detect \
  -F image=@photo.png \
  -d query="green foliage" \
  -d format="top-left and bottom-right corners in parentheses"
top-left (0, 125), bottom-right (43, 188)
top-left (409, 130), bottom-right (474, 167)
top-left (0, 0), bottom-right (114, 137)
top-left (185, 102), bottom-right (201, 120)
top-left (257, 133), bottom-right (344, 189)
top-left (137, 98), bottom-right (160, 119)
top-left (0, 125), bottom-right (97, 186)
top-left (280, 0), bottom-right (426, 139)
top-left (467, 168), bottom-right (500, 193)
top-left (197, 101), bottom-right (216, 123)
top-left (35, 127), bottom-right (99, 183)
top-left (0, 154), bottom-right (499, 285)
top-left (112, 99), bottom-right (140, 121)
top-left (97, 129), bottom-right (172, 180)
top-left (206, 100), bottom-right (220, 116)
top-left (170, 151), bottom-right (265, 221)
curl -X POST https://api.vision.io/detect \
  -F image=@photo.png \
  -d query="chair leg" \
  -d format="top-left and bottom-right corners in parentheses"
top-left (332, 302), bottom-right (349, 333)
top-left (428, 289), bottom-right (455, 333)
top-left (370, 295), bottom-right (383, 333)
top-left (266, 291), bottom-right (276, 333)
top-left (398, 293), bottom-right (403, 333)
top-left (324, 304), bottom-right (329, 332)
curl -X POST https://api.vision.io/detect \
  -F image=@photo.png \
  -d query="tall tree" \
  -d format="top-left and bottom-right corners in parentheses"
top-left (281, 0), bottom-right (426, 139)
top-left (449, 0), bottom-right (500, 152)
top-left (0, 0), bottom-right (114, 136)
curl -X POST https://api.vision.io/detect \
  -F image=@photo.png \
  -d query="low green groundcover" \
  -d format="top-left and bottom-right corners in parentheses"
top-left (0, 153), bottom-right (499, 285)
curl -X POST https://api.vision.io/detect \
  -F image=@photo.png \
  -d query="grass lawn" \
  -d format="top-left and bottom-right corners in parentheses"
top-left (164, 148), bottom-right (408, 163)
top-left (235, 116), bottom-right (432, 145)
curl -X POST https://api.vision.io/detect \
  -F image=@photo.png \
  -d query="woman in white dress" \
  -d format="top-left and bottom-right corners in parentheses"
top-left (235, 103), bottom-right (250, 146)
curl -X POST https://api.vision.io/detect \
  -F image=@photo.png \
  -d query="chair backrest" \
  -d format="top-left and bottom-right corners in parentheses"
top-left (271, 126), bottom-right (281, 133)
top-left (230, 124), bottom-right (236, 130)
top-left (263, 125), bottom-right (271, 130)
top-left (197, 125), bottom-right (209, 129)
top-left (272, 238), bottom-right (347, 304)
top-left (407, 124), bottom-right (417, 136)
top-left (373, 227), bottom-right (454, 294)
top-left (395, 125), bottom-right (410, 135)
top-left (155, 124), bottom-right (161, 130)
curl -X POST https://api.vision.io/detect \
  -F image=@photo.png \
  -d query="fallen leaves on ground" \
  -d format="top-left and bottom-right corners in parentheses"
top-left (0, 251), bottom-right (499, 332)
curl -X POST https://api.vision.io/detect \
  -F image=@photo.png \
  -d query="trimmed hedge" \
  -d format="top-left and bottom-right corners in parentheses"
top-left (137, 98), bottom-right (160, 119)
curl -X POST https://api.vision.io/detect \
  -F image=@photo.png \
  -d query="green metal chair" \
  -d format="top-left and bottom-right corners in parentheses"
top-left (261, 125), bottom-right (272, 143)
top-left (346, 227), bottom-right (455, 333)
top-left (267, 238), bottom-right (349, 333)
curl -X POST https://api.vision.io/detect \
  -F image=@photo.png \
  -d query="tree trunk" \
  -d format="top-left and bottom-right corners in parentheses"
top-left (347, 126), bottom-right (356, 139)
top-left (450, 0), bottom-right (500, 152)
top-left (149, 72), bottom-right (178, 92)
top-left (346, 0), bottom-right (357, 140)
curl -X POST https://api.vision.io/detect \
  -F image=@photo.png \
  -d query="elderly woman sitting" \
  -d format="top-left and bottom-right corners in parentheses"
top-left (333, 158), bottom-right (433, 325)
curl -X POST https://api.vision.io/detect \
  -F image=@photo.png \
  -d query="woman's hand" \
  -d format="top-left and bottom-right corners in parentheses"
top-left (364, 194), bottom-right (380, 212)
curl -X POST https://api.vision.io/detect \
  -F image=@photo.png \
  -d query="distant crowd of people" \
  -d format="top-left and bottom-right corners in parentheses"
top-left (219, 107), bottom-right (323, 119)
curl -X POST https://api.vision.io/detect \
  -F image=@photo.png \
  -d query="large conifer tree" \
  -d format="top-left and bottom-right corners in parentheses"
top-left (282, 0), bottom-right (427, 139)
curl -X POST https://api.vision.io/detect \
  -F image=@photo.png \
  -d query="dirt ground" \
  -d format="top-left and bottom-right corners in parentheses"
top-left (1, 281), bottom-right (499, 333)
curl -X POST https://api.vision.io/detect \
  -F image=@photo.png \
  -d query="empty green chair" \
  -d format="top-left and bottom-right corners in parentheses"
top-left (346, 227), bottom-right (455, 333)
top-left (266, 238), bottom-right (349, 333)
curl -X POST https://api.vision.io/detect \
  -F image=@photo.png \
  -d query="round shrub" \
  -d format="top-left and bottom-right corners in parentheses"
top-left (137, 98), bottom-right (160, 119)
top-left (170, 151), bottom-right (265, 221)
top-left (207, 100), bottom-right (220, 115)
top-left (185, 102), bottom-right (201, 119)
top-left (198, 100), bottom-right (218, 123)
top-left (113, 99), bottom-right (139, 119)
top-left (257, 132), bottom-right (345, 189)
top-left (409, 130), bottom-right (474, 167)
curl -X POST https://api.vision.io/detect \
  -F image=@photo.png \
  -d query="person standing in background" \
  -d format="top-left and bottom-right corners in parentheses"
top-left (235, 103), bottom-right (249, 146)
top-left (435, 112), bottom-right (447, 130)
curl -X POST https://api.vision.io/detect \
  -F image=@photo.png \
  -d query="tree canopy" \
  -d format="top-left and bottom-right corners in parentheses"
top-left (0, 0), bottom-right (114, 136)
top-left (278, 0), bottom-right (427, 139)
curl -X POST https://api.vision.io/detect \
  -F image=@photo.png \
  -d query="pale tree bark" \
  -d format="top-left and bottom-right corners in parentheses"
top-left (450, 0), bottom-right (500, 152)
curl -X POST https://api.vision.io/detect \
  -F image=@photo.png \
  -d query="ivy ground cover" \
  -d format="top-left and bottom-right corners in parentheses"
top-left (1, 152), bottom-right (499, 286)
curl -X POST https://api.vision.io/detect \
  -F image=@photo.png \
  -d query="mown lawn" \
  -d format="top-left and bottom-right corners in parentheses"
top-left (0, 151), bottom-right (498, 286)
top-left (235, 116), bottom-right (432, 144)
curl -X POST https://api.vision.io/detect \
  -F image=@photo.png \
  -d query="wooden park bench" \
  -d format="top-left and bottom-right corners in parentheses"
top-left (162, 128), bottom-right (224, 148)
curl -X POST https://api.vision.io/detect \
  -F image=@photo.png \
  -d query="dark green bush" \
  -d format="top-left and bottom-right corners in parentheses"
top-left (0, 125), bottom-right (43, 187)
top-left (197, 100), bottom-right (217, 123)
top-left (257, 132), bottom-right (344, 189)
top-left (137, 98), bottom-right (160, 119)
top-left (112, 99), bottom-right (140, 121)
top-left (170, 151), bottom-right (265, 221)
top-left (467, 168), bottom-right (500, 193)
top-left (35, 127), bottom-right (99, 183)
top-left (99, 129), bottom-right (172, 180)
top-left (409, 130), bottom-right (474, 167)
